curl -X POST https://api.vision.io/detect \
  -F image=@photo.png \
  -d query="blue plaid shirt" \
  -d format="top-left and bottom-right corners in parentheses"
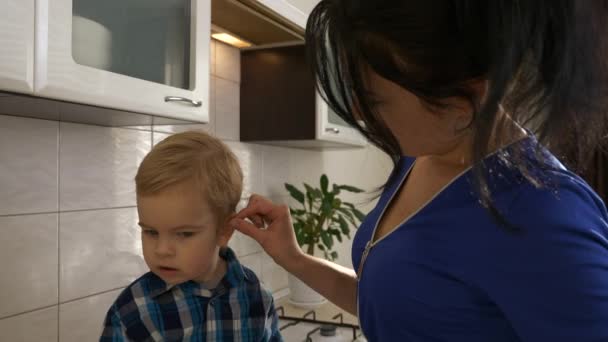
top-left (100, 247), bottom-right (282, 341)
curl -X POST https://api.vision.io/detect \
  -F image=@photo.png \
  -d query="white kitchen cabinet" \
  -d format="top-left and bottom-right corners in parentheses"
top-left (316, 94), bottom-right (367, 147)
top-left (284, 0), bottom-right (320, 16)
top-left (255, 0), bottom-right (309, 29)
top-left (34, 0), bottom-right (211, 122)
top-left (0, 0), bottom-right (35, 94)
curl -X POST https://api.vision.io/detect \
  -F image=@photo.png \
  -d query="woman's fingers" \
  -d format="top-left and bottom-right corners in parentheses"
top-left (251, 214), bottom-right (265, 228)
top-left (232, 194), bottom-right (301, 267)
top-left (235, 194), bottom-right (282, 222)
top-left (231, 217), bottom-right (266, 243)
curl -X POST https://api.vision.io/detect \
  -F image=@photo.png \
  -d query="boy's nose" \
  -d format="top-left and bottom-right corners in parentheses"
top-left (154, 238), bottom-right (176, 257)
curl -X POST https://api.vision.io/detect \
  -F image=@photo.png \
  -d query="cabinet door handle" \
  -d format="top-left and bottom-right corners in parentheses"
top-left (325, 127), bottom-right (340, 134)
top-left (164, 96), bottom-right (202, 107)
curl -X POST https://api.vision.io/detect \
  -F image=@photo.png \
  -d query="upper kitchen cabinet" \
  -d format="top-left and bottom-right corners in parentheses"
top-left (284, 0), bottom-right (320, 14)
top-left (211, 1), bottom-right (364, 149)
top-left (0, 0), bottom-right (35, 94)
top-left (211, 0), bottom-right (304, 46)
top-left (254, 0), bottom-right (321, 29)
top-left (240, 44), bottom-right (367, 149)
top-left (255, 0), bottom-right (309, 29)
top-left (34, 0), bottom-right (211, 122)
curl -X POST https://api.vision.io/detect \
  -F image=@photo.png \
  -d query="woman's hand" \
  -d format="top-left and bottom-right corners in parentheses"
top-left (232, 194), bottom-right (359, 315)
top-left (230, 194), bottom-right (304, 268)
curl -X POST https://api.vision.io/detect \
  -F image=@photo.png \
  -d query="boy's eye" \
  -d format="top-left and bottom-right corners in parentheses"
top-left (177, 232), bottom-right (195, 238)
top-left (143, 230), bottom-right (158, 236)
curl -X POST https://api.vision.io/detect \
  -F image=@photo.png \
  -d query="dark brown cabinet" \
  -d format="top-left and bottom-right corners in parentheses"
top-left (240, 43), bottom-right (366, 149)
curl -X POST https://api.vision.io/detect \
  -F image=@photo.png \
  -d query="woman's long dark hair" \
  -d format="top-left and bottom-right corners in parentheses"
top-left (306, 0), bottom-right (608, 224)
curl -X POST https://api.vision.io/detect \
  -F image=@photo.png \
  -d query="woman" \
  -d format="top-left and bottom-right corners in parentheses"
top-left (231, 1), bottom-right (608, 340)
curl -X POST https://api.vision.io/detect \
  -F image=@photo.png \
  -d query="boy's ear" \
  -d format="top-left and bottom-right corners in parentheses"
top-left (217, 216), bottom-right (235, 247)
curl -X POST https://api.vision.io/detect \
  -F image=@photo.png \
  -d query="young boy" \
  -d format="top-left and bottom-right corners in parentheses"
top-left (100, 131), bottom-right (282, 341)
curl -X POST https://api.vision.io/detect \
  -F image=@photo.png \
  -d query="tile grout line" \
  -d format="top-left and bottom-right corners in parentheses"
top-left (0, 286), bottom-right (127, 322)
top-left (59, 286), bottom-right (125, 306)
top-left (60, 205), bottom-right (137, 214)
top-left (0, 303), bottom-right (59, 322)
top-left (238, 250), bottom-right (264, 259)
top-left (0, 205), bottom-right (139, 218)
top-left (57, 122), bottom-right (61, 342)
top-left (0, 210), bottom-right (59, 218)
top-left (0, 113), bottom-right (160, 133)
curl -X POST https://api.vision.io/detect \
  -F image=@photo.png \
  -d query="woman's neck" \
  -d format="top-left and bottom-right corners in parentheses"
top-left (422, 116), bottom-right (527, 172)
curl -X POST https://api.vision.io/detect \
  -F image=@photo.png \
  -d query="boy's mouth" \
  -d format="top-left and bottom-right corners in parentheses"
top-left (159, 266), bottom-right (178, 271)
top-left (157, 266), bottom-right (179, 276)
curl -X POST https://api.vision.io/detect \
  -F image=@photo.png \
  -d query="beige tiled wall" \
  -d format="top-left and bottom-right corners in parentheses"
top-left (0, 41), bottom-right (391, 341)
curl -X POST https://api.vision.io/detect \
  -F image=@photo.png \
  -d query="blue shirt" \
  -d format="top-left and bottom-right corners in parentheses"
top-left (353, 137), bottom-right (608, 341)
top-left (100, 247), bottom-right (282, 342)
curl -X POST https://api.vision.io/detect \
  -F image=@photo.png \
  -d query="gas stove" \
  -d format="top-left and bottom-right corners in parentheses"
top-left (277, 306), bottom-right (366, 342)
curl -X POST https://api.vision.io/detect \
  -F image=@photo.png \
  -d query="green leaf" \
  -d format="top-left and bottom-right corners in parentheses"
top-left (321, 194), bottom-right (334, 216)
top-left (337, 208), bottom-right (356, 225)
top-left (317, 244), bottom-right (325, 251)
top-left (342, 203), bottom-right (366, 222)
top-left (330, 251), bottom-right (338, 260)
top-left (333, 184), bottom-right (344, 196)
top-left (290, 208), bottom-right (306, 217)
top-left (337, 185), bottom-right (365, 193)
top-left (332, 198), bottom-right (342, 209)
top-left (321, 202), bottom-right (332, 216)
top-left (352, 208), bottom-right (366, 222)
top-left (335, 232), bottom-right (343, 243)
top-left (303, 183), bottom-right (316, 212)
top-left (328, 227), bottom-right (340, 235)
top-left (304, 183), bottom-right (314, 193)
top-left (343, 202), bottom-right (356, 209)
top-left (320, 174), bottom-right (329, 194)
top-left (285, 183), bottom-right (305, 204)
top-left (338, 215), bottom-right (351, 235)
top-left (304, 183), bottom-right (320, 198)
top-left (320, 230), bottom-right (333, 249)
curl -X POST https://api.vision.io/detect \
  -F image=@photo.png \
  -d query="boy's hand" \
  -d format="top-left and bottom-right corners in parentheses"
top-left (230, 195), bottom-right (304, 269)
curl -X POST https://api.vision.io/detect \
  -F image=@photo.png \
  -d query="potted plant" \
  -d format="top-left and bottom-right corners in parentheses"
top-left (284, 174), bottom-right (366, 308)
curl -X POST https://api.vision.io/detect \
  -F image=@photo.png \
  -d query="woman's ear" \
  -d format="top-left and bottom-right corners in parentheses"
top-left (451, 79), bottom-right (488, 133)
top-left (448, 103), bottom-right (473, 134)
top-left (453, 116), bottom-right (471, 132)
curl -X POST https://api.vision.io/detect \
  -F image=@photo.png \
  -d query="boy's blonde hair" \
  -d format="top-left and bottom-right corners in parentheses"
top-left (135, 131), bottom-right (243, 224)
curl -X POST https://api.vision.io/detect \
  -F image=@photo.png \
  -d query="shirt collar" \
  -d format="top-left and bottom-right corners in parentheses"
top-left (149, 246), bottom-right (248, 299)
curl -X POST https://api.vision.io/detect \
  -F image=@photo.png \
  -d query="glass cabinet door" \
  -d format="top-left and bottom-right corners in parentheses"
top-left (316, 93), bottom-right (366, 147)
top-left (36, 0), bottom-right (210, 122)
top-left (72, 0), bottom-right (192, 90)
top-left (0, 0), bottom-right (34, 93)
top-left (327, 107), bottom-right (350, 128)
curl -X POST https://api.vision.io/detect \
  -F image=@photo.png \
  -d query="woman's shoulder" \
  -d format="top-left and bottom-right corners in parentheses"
top-left (508, 167), bottom-right (607, 230)
top-left (487, 137), bottom-right (605, 222)
top-left (465, 135), bottom-right (608, 240)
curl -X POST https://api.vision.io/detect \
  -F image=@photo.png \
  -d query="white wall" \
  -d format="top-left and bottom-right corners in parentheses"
top-left (0, 41), bottom-right (392, 341)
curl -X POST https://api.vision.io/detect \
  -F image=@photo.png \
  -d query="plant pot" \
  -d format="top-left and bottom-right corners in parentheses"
top-left (287, 273), bottom-right (327, 309)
